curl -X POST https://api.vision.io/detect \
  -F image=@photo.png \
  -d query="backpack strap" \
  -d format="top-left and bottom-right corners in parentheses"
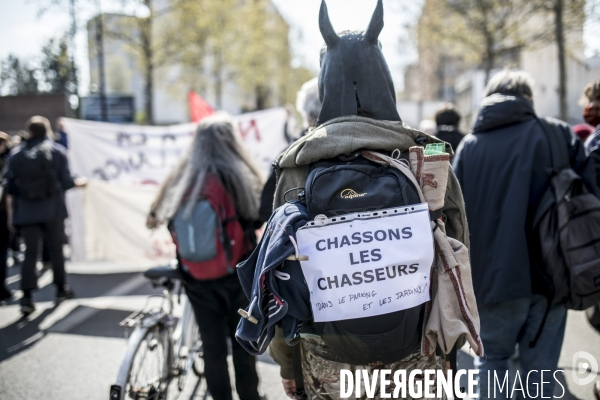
top-left (360, 151), bottom-right (426, 203)
top-left (529, 118), bottom-right (570, 348)
top-left (291, 344), bottom-right (307, 400)
top-left (363, 151), bottom-right (444, 222)
top-left (537, 118), bottom-right (570, 173)
top-left (220, 213), bottom-right (237, 267)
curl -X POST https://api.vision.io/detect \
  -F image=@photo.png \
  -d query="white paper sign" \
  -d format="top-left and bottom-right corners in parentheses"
top-left (296, 204), bottom-right (434, 323)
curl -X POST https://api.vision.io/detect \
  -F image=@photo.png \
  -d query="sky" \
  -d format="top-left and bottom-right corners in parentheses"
top-left (271, 0), bottom-right (419, 88)
top-left (0, 0), bottom-right (599, 97)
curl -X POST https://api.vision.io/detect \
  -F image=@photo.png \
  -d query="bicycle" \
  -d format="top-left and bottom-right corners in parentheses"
top-left (110, 266), bottom-right (204, 400)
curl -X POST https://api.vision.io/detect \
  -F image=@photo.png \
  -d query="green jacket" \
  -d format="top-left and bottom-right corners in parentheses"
top-left (267, 115), bottom-right (470, 378)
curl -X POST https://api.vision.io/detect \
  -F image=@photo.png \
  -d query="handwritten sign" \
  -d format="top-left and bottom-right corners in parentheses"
top-left (63, 107), bottom-right (289, 184)
top-left (296, 204), bottom-right (434, 323)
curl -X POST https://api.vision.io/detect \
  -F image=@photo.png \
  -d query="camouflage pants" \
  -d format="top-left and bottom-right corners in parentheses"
top-left (301, 337), bottom-right (446, 400)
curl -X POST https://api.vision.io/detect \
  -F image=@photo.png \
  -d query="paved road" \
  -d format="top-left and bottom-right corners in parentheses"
top-left (1, 261), bottom-right (600, 399)
top-left (0, 261), bottom-right (286, 400)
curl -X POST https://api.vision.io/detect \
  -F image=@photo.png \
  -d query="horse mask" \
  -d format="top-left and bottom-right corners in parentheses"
top-left (317, 0), bottom-right (401, 124)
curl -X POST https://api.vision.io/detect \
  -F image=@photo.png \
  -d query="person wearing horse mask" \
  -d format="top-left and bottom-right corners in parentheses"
top-left (265, 1), bottom-right (476, 399)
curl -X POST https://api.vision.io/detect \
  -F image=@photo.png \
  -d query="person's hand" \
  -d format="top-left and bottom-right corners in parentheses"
top-left (284, 103), bottom-right (294, 117)
top-left (146, 214), bottom-right (159, 229)
top-left (255, 225), bottom-right (265, 242)
top-left (282, 379), bottom-right (296, 399)
top-left (74, 177), bottom-right (88, 188)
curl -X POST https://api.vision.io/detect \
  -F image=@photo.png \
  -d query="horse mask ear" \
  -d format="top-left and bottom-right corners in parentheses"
top-left (365, 0), bottom-right (384, 44)
top-left (317, 0), bottom-right (401, 124)
top-left (319, 1), bottom-right (339, 48)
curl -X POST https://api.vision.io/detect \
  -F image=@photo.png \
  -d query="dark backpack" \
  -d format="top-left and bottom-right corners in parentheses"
top-left (298, 151), bottom-right (425, 365)
top-left (534, 118), bottom-right (600, 311)
top-left (11, 141), bottom-right (58, 200)
top-left (171, 174), bottom-right (249, 281)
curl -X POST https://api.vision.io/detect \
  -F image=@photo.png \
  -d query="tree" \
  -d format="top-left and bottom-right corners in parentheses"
top-left (40, 35), bottom-right (78, 94)
top-left (496, 0), bottom-right (591, 121)
top-left (166, 0), bottom-right (238, 109)
top-left (35, 0), bottom-right (83, 90)
top-left (0, 32), bottom-right (79, 97)
top-left (94, 0), bottom-right (183, 124)
top-left (0, 55), bottom-right (41, 95)
top-left (421, 0), bottom-right (540, 83)
top-left (169, 0), bottom-right (314, 111)
top-left (99, 0), bottom-right (160, 124)
top-left (414, 0), bottom-right (594, 122)
top-left (541, 0), bottom-right (588, 121)
top-left (36, 0), bottom-right (169, 122)
top-left (501, 0), bottom-right (588, 121)
top-left (554, 0), bottom-right (569, 120)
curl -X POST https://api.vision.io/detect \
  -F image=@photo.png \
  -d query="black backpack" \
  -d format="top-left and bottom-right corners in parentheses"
top-left (11, 141), bottom-right (58, 200)
top-left (534, 118), bottom-right (600, 311)
top-left (297, 151), bottom-right (426, 365)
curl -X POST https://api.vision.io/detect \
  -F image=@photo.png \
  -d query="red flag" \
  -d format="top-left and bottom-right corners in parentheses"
top-left (188, 90), bottom-right (214, 122)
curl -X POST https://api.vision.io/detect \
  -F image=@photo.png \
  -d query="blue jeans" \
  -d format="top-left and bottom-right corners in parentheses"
top-left (477, 295), bottom-right (567, 399)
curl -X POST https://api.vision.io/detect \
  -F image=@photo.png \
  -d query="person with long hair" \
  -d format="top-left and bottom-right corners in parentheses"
top-left (147, 113), bottom-right (264, 400)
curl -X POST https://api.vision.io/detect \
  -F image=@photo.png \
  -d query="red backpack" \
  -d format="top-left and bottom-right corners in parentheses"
top-left (170, 174), bottom-right (249, 280)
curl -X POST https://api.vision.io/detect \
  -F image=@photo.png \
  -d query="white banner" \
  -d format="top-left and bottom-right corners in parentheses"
top-left (296, 204), bottom-right (434, 323)
top-left (63, 107), bottom-right (289, 183)
top-left (63, 108), bottom-right (290, 266)
top-left (81, 180), bottom-right (175, 267)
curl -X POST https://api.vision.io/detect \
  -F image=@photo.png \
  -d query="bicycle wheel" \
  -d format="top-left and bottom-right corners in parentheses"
top-left (176, 301), bottom-right (204, 380)
top-left (190, 320), bottom-right (204, 378)
top-left (125, 325), bottom-right (171, 400)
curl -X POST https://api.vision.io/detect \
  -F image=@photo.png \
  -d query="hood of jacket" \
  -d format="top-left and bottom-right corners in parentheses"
top-left (278, 115), bottom-right (448, 169)
top-left (472, 94), bottom-right (536, 134)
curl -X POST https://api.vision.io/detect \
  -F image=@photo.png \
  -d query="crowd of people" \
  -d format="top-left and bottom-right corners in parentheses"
top-left (455, 71), bottom-right (600, 398)
top-left (0, 116), bottom-right (84, 314)
top-left (138, 18), bottom-right (600, 400)
top-left (1, 4), bottom-right (600, 400)
top-left (146, 70), bottom-right (600, 400)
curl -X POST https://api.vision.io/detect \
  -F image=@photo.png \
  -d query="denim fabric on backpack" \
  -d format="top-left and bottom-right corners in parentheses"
top-left (235, 201), bottom-right (311, 354)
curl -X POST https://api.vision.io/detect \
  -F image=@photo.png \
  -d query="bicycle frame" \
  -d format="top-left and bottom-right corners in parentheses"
top-left (110, 278), bottom-right (197, 400)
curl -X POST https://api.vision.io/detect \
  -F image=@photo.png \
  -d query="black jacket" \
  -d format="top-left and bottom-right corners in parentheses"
top-left (453, 94), bottom-right (595, 306)
top-left (7, 138), bottom-right (75, 226)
